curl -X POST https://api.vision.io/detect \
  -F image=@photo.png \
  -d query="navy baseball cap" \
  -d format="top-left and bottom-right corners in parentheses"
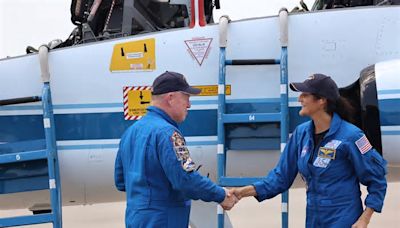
top-left (152, 71), bottom-right (201, 95)
top-left (289, 73), bottom-right (340, 101)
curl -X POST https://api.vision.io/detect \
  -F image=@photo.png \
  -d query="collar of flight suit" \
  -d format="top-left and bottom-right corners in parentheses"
top-left (306, 112), bottom-right (343, 141)
top-left (147, 106), bottom-right (179, 128)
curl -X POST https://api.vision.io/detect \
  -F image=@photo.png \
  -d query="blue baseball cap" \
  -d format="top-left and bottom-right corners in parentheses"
top-left (290, 73), bottom-right (340, 101)
top-left (152, 71), bottom-right (201, 95)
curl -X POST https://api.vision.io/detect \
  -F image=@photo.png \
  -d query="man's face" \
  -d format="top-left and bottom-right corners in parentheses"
top-left (169, 91), bottom-right (191, 123)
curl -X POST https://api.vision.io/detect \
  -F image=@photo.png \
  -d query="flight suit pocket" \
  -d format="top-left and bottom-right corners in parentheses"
top-left (130, 208), bottom-right (168, 228)
top-left (370, 152), bottom-right (387, 175)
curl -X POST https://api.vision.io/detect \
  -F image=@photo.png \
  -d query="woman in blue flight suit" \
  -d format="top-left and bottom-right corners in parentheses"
top-left (233, 74), bottom-right (387, 227)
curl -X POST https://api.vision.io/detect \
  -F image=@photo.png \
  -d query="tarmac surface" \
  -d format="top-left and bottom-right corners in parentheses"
top-left (0, 181), bottom-right (398, 228)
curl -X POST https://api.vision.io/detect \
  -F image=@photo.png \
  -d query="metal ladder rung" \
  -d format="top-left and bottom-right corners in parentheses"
top-left (219, 177), bottom-right (264, 187)
top-left (225, 59), bottom-right (280, 65)
top-left (0, 213), bottom-right (53, 227)
top-left (0, 149), bottom-right (47, 164)
top-left (222, 113), bottom-right (281, 124)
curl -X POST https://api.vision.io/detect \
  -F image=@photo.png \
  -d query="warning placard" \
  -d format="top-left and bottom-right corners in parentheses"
top-left (110, 38), bottom-right (156, 72)
top-left (123, 86), bottom-right (152, 120)
top-left (193, 85), bottom-right (231, 96)
top-left (185, 38), bottom-right (212, 66)
top-left (123, 84), bottom-right (231, 120)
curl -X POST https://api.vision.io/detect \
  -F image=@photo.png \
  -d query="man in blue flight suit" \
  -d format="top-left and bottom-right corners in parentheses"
top-left (114, 71), bottom-right (237, 228)
top-left (231, 74), bottom-right (387, 227)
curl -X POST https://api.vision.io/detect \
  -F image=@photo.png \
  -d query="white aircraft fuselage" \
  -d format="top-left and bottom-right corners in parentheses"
top-left (0, 6), bottom-right (399, 213)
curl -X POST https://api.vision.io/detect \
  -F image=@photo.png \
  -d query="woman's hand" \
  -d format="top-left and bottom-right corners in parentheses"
top-left (352, 207), bottom-right (374, 228)
top-left (231, 185), bottom-right (257, 200)
top-left (351, 218), bottom-right (368, 228)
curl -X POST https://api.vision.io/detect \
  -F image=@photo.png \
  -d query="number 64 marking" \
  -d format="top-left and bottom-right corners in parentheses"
top-left (249, 115), bottom-right (255, 121)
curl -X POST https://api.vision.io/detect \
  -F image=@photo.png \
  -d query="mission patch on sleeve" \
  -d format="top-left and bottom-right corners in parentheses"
top-left (171, 131), bottom-right (196, 172)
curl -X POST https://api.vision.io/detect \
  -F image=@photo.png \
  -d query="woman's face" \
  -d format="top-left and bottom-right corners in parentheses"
top-left (298, 92), bottom-right (326, 117)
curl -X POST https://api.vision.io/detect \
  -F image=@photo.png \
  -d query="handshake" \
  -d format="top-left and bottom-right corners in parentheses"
top-left (219, 186), bottom-right (255, 210)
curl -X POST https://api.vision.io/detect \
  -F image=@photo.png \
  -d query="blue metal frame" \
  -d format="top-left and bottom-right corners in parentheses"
top-left (0, 83), bottom-right (63, 228)
top-left (217, 45), bottom-right (289, 227)
top-left (0, 150), bottom-right (47, 164)
top-left (280, 47), bottom-right (289, 228)
top-left (222, 113), bottom-right (280, 123)
top-left (43, 83), bottom-right (63, 228)
top-left (217, 46), bottom-right (227, 228)
top-left (0, 214), bottom-right (53, 227)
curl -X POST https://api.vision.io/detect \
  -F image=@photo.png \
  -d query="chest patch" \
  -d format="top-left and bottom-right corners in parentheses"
top-left (171, 131), bottom-right (196, 172)
top-left (301, 146), bottom-right (309, 157)
top-left (318, 147), bottom-right (336, 160)
top-left (313, 157), bottom-right (331, 168)
top-left (324, 139), bottom-right (342, 149)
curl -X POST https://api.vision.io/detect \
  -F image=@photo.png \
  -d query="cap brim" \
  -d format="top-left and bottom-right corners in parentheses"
top-left (289, 82), bottom-right (313, 93)
top-left (182, 86), bottom-right (201, 95)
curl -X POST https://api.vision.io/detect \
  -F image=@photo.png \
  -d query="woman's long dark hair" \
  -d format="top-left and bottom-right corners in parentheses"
top-left (327, 97), bottom-right (356, 124)
top-left (313, 94), bottom-right (356, 124)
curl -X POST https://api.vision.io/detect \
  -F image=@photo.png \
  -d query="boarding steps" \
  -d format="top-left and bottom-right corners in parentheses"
top-left (217, 9), bottom-right (289, 228)
top-left (0, 46), bottom-right (62, 227)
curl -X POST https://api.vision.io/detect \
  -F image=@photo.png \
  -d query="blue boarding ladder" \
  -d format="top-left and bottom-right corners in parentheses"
top-left (0, 46), bottom-right (63, 228)
top-left (217, 9), bottom-right (289, 228)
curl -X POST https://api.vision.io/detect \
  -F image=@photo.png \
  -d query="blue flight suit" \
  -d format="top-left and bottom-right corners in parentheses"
top-left (114, 106), bottom-right (225, 228)
top-left (253, 113), bottom-right (387, 227)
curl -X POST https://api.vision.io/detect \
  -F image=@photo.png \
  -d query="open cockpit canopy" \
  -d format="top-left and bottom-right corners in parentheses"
top-left (55, 0), bottom-right (216, 48)
top-left (27, 0), bottom-right (399, 51)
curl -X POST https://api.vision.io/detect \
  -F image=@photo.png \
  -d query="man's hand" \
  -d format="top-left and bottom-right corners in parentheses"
top-left (231, 187), bottom-right (244, 200)
top-left (220, 188), bottom-right (238, 210)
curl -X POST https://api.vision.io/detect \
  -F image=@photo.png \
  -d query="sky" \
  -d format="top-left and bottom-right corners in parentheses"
top-left (0, 0), bottom-right (314, 58)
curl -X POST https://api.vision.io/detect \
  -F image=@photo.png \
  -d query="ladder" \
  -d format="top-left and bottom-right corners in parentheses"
top-left (0, 46), bottom-right (63, 228)
top-left (217, 9), bottom-right (289, 228)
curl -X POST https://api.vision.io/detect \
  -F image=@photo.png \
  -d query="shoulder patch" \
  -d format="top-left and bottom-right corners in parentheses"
top-left (171, 131), bottom-right (196, 172)
top-left (355, 135), bottom-right (372, 154)
top-left (171, 131), bottom-right (186, 147)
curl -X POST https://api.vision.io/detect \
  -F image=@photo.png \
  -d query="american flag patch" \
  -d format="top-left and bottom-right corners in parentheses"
top-left (355, 135), bottom-right (372, 154)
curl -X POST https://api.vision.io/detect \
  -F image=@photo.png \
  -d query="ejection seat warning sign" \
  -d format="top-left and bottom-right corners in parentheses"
top-left (110, 38), bottom-right (155, 72)
top-left (185, 38), bottom-right (212, 66)
top-left (123, 86), bottom-right (152, 120)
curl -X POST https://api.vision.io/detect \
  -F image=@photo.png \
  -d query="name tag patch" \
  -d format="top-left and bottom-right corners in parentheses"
top-left (313, 157), bottom-right (331, 168)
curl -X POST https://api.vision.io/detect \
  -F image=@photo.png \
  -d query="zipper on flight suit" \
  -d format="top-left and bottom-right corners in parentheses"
top-left (308, 129), bottom-right (329, 227)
